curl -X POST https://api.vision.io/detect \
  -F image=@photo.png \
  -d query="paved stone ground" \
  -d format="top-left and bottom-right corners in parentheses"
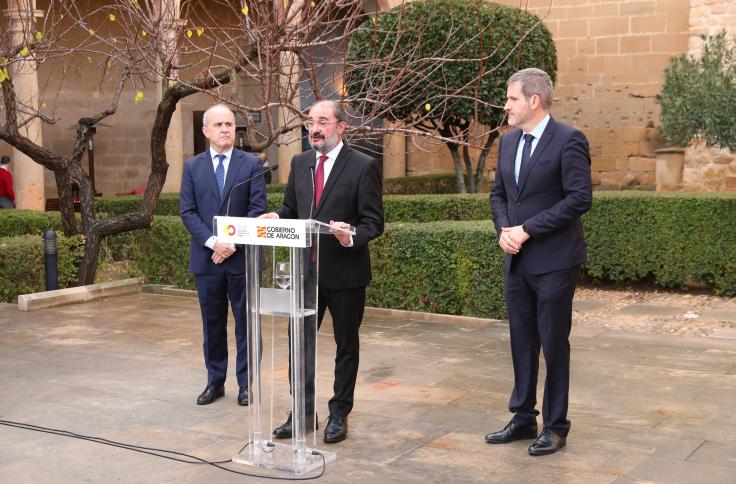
top-left (0, 287), bottom-right (735, 483)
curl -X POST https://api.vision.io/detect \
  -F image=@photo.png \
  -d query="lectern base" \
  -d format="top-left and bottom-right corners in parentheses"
top-left (232, 442), bottom-right (336, 475)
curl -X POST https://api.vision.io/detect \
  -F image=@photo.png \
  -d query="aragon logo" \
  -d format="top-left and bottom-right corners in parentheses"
top-left (257, 226), bottom-right (267, 238)
top-left (225, 224), bottom-right (236, 236)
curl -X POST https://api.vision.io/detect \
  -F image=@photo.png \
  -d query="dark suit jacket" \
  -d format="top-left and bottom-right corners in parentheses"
top-left (180, 149), bottom-right (267, 274)
top-left (276, 145), bottom-right (384, 289)
top-left (490, 117), bottom-right (592, 275)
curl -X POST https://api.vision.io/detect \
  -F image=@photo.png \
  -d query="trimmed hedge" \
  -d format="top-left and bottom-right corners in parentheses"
top-left (0, 234), bottom-right (84, 302)
top-left (383, 173), bottom-right (458, 194)
top-left (368, 221), bottom-right (505, 317)
top-left (93, 193), bottom-right (181, 216)
top-left (3, 192), bottom-right (735, 309)
top-left (583, 191), bottom-right (736, 294)
top-left (0, 210), bottom-right (65, 237)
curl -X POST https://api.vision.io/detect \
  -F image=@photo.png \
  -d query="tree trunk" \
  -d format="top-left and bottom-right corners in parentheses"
top-left (462, 144), bottom-right (477, 193)
top-left (447, 144), bottom-right (467, 193)
top-left (474, 131), bottom-right (498, 193)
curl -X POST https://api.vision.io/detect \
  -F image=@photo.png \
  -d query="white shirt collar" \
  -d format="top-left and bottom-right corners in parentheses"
top-left (525, 114), bottom-right (550, 140)
top-left (209, 146), bottom-right (234, 164)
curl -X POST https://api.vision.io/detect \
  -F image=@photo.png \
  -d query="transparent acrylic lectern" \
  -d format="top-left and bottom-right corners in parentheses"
top-left (212, 216), bottom-right (355, 475)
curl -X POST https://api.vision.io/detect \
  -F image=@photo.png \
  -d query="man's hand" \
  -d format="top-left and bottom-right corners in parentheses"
top-left (211, 241), bottom-right (236, 264)
top-left (258, 212), bottom-right (279, 219)
top-left (498, 225), bottom-right (530, 254)
top-left (330, 220), bottom-right (352, 246)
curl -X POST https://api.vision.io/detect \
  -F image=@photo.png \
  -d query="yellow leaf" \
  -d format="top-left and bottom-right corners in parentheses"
top-left (424, 103), bottom-right (431, 111)
top-left (196, 27), bottom-right (204, 37)
top-left (168, 80), bottom-right (175, 88)
top-left (20, 47), bottom-right (29, 57)
top-left (0, 68), bottom-right (8, 83)
top-left (109, 14), bottom-right (116, 22)
top-left (284, 0), bottom-right (288, 7)
top-left (89, 28), bottom-right (95, 36)
top-left (241, 5), bottom-right (249, 15)
top-left (186, 29), bottom-right (192, 38)
top-left (371, 16), bottom-right (377, 25)
top-left (141, 30), bottom-right (147, 37)
top-left (310, 1), bottom-right (315, 7)
top-left (34, 31), bottom-right (42, 41)
top-left (134, 90), bottom-right (144, 104)
top-left (87, 56), bottom-right (92, 63)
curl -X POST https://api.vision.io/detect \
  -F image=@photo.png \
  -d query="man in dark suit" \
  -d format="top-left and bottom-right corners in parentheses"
top-left (180, 104), bottom-right (267, 406)
top-left (261, 99), bottom-right (384, 443)
top-left (488, 68), bottom-right (592, 456)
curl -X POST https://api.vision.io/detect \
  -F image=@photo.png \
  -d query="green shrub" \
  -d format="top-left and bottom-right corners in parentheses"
top-left (0, 234), bottom-right (84, 302)
top-left (657, 30), bottom-right (736, 150)
top-left (0, 210), bottom-right (65, 237)
top-left (383, 194), bottom-right (488, 223)
top-left (383, 173), bottom-right (458, 195)
top-left (93, 193), bottom-right (182, 216)
top-left (368, 221), bottom-right (506, 317)
top-left (583, 191), bottom-right (736, 294)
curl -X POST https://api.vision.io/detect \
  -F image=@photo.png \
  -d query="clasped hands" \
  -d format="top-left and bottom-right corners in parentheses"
top-left (498, 225), bottom-right (529, 254)
top-left (211, 241), bottom-right (235, 264)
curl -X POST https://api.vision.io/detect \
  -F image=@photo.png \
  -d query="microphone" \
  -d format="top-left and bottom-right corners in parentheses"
top-left (225, 164), bottom-right (278, 216)
top-left (308, 159), bottom-right (315, 220)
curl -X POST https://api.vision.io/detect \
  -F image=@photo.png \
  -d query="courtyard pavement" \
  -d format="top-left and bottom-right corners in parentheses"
top-left (1, 288), bottom-right (735, 483)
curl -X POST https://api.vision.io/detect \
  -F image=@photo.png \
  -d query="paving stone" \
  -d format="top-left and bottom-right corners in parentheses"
top-left (1, 291), bottom-right (736, 482)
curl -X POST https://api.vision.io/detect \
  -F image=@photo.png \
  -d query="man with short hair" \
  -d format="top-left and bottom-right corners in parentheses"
top-left (261, 99), bottom-right (384, 443)
top-left (0, 156), bottom-right (15, 209)
top-left (180, 104), bottom-right (267, 406)
top-left (488, 68), bottom-right (592, 456)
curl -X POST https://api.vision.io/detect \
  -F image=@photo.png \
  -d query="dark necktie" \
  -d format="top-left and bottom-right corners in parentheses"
top-left (215, 154), bottom-right (225, 198)
top-left (314, 154), bottom-right (328, 206)
top-left (517, 133), bottom-right (534, 185)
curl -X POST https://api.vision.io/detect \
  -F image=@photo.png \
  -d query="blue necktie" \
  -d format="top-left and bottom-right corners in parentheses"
top-left (215, 154), bottom-right (225, 198)
top-left (516, 133), bottom-right (535, 185)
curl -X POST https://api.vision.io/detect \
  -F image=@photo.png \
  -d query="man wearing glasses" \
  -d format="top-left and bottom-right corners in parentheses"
top-left (261, 100), bottom-right (384, 443)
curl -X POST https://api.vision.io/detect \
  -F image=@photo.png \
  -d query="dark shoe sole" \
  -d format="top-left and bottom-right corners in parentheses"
top-left (273, 430), bottom-right (291, 439)
top-left (484, 428), bottom-right (538, 444)
top-left (323, 432), bottom-right (346, 444)
top-left (528, 441), bottom-right (566, 456)
top-left (197, 390), bottom-right (224, 405)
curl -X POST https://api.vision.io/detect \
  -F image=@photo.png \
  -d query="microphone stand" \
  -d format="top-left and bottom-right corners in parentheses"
top-left (225, 164), bottom-right (278, 216)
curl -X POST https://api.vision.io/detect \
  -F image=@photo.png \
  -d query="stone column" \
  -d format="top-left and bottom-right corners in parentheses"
top-left (276, 51), bottom-right (302, 184)
top-left (6, 0), bottom-right (45, 210)
top-left (157, 0), bottom-right (185, 193)
top-left (382, 121), bottom-right (406, 179)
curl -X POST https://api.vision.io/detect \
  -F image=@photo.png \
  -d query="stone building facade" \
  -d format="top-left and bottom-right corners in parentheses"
top-left (1, 0), bottom-right (735, 207)
top-left (394, 0), bottom-right (736, 191)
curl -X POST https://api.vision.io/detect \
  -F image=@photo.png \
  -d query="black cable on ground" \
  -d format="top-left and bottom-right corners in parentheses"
top-left (0, 419), bottom-right (326, 481)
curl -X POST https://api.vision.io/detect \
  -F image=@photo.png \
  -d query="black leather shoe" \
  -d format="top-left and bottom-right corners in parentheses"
top-left (323, 415), bottom-right (348, 444)
top-left (238, 387), bottom-right (250, 406)
top-left (273, 412), bottom-right (318, 439)
top-left (528, 428), bottom-right (566, 456)
top-left (197, 385), bottom-right (224, 405)
top-left (484, 421), bottom-right (538, 444)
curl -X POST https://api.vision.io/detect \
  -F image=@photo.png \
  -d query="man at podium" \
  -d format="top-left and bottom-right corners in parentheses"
top-left (260, 99), bottom-right (384, 443)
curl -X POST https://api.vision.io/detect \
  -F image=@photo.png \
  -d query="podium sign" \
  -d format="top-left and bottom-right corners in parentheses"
top-left (212, 217), bottom-right (353, 475)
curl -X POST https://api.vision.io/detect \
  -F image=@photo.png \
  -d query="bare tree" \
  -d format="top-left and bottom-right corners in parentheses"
top-left (1, 0), bottom-right (556, 286)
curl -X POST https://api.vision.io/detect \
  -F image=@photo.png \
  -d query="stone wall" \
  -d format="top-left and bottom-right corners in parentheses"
top-left (681, 0), bottom-right (736, 191)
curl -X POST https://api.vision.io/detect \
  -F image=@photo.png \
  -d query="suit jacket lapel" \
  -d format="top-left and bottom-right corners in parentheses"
top-left (504, 131), bottom-right (522, 198)
top-left (201, 152), bottom-right (221, 202)
top-left (517, 118), bottom-right (556, 196)
top-left (315, 146), bottom-right (350, 214)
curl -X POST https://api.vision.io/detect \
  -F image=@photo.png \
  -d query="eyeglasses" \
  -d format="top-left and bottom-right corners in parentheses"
top-left (303, 119), bottom-right (339, 130)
